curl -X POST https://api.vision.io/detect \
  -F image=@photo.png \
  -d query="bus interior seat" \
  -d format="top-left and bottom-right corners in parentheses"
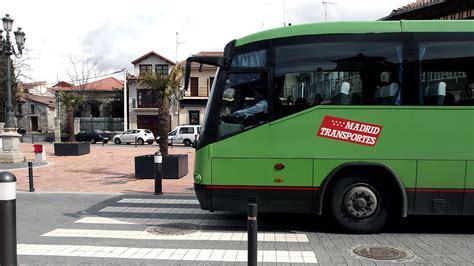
top-left (444, 92), bottom-right (455, 105)
top-left (424, 81), bottom-right (446, 106)
top-left (374, 82), bottom-right (399, 105)
top-left (294, 97), bottom-right (308, 111)
top-left (332, 82), bottom-right (350, 105)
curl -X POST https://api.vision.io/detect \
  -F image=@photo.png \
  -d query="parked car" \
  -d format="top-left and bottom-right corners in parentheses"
top-left (112, 129), bottom-right (155, 145)
top-left (156, 125), bottom-right (201, 146)
top-left (75, 129), bottom-right (109, 144)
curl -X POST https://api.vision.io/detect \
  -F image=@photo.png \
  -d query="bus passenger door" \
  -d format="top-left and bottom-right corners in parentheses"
top-left (264, 159), bottom-right (314, 213)
top-left (463, 161), bottom-right (474, 215)
top-left (415, 160), bottom-right (466, 215)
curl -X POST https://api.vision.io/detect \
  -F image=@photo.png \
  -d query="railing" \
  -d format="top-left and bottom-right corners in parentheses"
top-left (79, 117), bottom-right (124, 131)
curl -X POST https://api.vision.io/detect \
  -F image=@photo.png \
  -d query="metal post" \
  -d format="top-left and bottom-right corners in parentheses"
top-left (28, 162), bottom-right (35, 192)
top-left (0, 171), bottom-right (17, 265)
top-left (170, 138), bottom-right (173, 148)
top-left (135, 137), bottom-right (137, 147)
top-left (154, 151), bottom-right (163, 195)
top-left (32, 134), bottom-right (34, 144)
top-left (248, 202), bottom-right (258, 266)
top-left (102, 139), bottom-right (105, 146)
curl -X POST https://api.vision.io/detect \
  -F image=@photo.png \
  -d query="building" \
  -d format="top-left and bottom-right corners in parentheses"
top-left (53, 77), bottom-right (124, 131)
top-left (18, 81), bottom-right (55, 97)
top-left (179, 51), bottom-right (222, 126)
top-left (16, 93), bottom-right (56, 133)
top-left (380, 0), bottom-right (474, 20)
top-left (127, 51), bottom-right (175, 135)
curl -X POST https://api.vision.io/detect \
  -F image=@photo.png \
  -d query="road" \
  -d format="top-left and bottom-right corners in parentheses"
top-left (16, 192), bottom-right (474, 265)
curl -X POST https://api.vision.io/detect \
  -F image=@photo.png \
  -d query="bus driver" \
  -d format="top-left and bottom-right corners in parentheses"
top-left (223, 88), bottom-right (268, 125)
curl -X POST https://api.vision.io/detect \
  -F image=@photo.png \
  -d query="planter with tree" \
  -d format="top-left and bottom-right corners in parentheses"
top-left (54, 91), bottom-right (90, 156)
top-left (134, 64), bottom-right (188, 179)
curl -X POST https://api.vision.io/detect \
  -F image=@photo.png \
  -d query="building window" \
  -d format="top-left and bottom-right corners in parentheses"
top-left (139, 64), bottom-right (153, 75)
top-left (190, 77), bottom-right (199, 96)
top-left (209, 77), bottom-right (215, 95)
top-left (155, 64), bottom-right (169, 75)
top-left (30, 104), bottom-right (35, 114)
top-left (17, 104), bottom-right (23, 115)
top-left (189, 110), bottom-right (200, 125)
top-left (137, 89), bottom-right (159, 108)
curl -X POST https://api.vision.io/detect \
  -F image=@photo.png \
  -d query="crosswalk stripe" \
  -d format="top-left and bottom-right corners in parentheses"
top-left (43, 229), bottom-right (309, 242)
top-left (74, 217), bottom-right (135, 224)
top-left (99, 206), bottom-right (200, 214)
top-left (75, 216), bottom-right (246, 227)
top-left (118, 198), bottom-right (199, 204)
top-left (17, 244), bottom-right (317, 263)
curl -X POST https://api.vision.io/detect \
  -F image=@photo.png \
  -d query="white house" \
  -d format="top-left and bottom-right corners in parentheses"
top-left (126, 51), bottom-right (176, 135)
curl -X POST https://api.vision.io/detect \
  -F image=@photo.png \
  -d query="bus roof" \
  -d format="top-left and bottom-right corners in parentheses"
top-left (236, 20), bottom-right (474, 47)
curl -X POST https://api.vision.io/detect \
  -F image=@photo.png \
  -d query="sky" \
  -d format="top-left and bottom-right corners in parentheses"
top-left (3, 0), bottom-right (414, 84)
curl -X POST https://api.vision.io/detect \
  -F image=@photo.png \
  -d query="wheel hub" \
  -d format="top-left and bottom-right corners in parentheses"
top-left (344, 185), bottom-right (378, 219)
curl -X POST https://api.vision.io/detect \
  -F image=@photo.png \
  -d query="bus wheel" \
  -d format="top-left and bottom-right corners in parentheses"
top-left (329, 177), bottom-right (390, 233)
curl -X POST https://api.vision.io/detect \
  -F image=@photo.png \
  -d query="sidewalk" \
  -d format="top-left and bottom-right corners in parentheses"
top-left (8, 143), bottom-right (195, 194)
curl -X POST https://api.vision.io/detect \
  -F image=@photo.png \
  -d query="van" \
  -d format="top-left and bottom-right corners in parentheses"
top-left (157, 125), bottom-right (201, 146)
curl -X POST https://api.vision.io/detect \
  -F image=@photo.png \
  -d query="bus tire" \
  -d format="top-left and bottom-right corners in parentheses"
top-left (329, 176), bottom-right (390, 233)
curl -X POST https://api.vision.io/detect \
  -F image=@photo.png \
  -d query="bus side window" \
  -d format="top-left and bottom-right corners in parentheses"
top-left (419, 41), bottom-right (474, 106)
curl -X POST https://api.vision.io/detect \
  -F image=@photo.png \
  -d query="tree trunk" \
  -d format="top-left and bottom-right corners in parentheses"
top-left (158, 96), bottom-right (170, 156)
top-left (67, 105), bottom-right (75, 142)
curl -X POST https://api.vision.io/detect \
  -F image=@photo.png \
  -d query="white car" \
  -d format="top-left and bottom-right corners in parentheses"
top-left (112, 129), bottom-right (155, 145)
top-left (156, 125), bottom-right (201, 146)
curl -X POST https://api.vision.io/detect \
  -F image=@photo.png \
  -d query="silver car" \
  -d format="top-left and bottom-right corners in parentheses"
top-left (112, 129), bottom-right (155, 145)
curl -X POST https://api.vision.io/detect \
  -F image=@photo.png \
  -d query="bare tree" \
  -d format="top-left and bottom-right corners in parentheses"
top-left (13, 56), bottom-right (32, 82)
top-left (66, 54), bottom-right (103, 89)
top-left (63, 54), bottom-right (103, 117)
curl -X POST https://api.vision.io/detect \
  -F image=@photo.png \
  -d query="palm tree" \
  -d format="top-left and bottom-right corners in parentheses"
top-left (57, 91), bottom-right (84, 142)
top-left (139, 64), bottom-right (182, 156)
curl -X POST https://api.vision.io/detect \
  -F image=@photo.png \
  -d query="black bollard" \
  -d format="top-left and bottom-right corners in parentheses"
top-left (102, 139), bottom-right (105, 146)
top-left (0, 172), bottom-right (17, 265)
top-left (135, 137), bottom-right (137, 147)
top-left (248, 202), bottom-right (258, 266)
top-left (170, 138), bottom-right (173, 148)
top-left (28, 162), bottom-right (35, 192)
top-left (31, 134), bottom-right (34, 144)
top-left (154, 151), bottom-right (163, 195)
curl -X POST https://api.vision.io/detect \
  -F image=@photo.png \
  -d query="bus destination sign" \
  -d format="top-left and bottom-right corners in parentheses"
top-left (317, 115), bottom-right (383, 147)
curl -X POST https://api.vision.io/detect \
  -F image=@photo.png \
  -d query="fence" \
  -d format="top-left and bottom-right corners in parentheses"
top-left (79, 117), bottom-right (124, 131)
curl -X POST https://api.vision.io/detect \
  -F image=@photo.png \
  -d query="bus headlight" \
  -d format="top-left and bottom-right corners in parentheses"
top-left (194, 171), bottom-right (202, 184)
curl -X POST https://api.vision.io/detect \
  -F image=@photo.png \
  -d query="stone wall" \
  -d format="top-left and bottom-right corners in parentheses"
top-left (16, 100), bottom-right (55, 133)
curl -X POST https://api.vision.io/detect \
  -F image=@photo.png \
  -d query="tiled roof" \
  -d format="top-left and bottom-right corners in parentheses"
top-left (131, 51), bottom-right (175, 65)
top-left (22, 93), bottom-right (56, 108)
top-left (194, 51), bottom-right (224, 57)
top-left (178, 51), bottom-right (224, 66)
top-left (53, 81), bottom-right (74, 88)
top-left (18, 81), bottom-right (48, 88)
top-left (53, 77), bottom-right (124, 92)
top-left (389, 0), bottom-right (444, 15)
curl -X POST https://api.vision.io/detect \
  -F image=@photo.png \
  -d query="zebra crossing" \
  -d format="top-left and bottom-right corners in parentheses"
top-left (18, 195), bottom-right (318, 264)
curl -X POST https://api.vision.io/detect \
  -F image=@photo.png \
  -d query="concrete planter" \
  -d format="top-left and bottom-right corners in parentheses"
top-left (135, 154), bottom-right (188, 179)
top-left (54, 142), bottom-right (90, 156)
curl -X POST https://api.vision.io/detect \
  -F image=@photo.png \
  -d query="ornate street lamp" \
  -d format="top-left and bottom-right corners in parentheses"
top-left (1, 14), bottom-right (26, 129)
top-left (0, 14), bottom-right (26, 163)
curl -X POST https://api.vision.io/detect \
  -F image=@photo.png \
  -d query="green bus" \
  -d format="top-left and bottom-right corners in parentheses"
top-left (184, 20), bottom-right (474, 233)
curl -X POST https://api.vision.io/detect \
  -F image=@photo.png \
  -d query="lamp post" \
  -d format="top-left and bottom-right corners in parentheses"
top-left (0, 14), bottom-right (26, 163)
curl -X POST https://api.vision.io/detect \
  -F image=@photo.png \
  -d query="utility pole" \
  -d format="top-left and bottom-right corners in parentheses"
top-left (322, 1), bottom-right (337, 22)
top-left (175, 32), bottom-right (185, 63)
top-left (123, 68), bottom-right (128, 131)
